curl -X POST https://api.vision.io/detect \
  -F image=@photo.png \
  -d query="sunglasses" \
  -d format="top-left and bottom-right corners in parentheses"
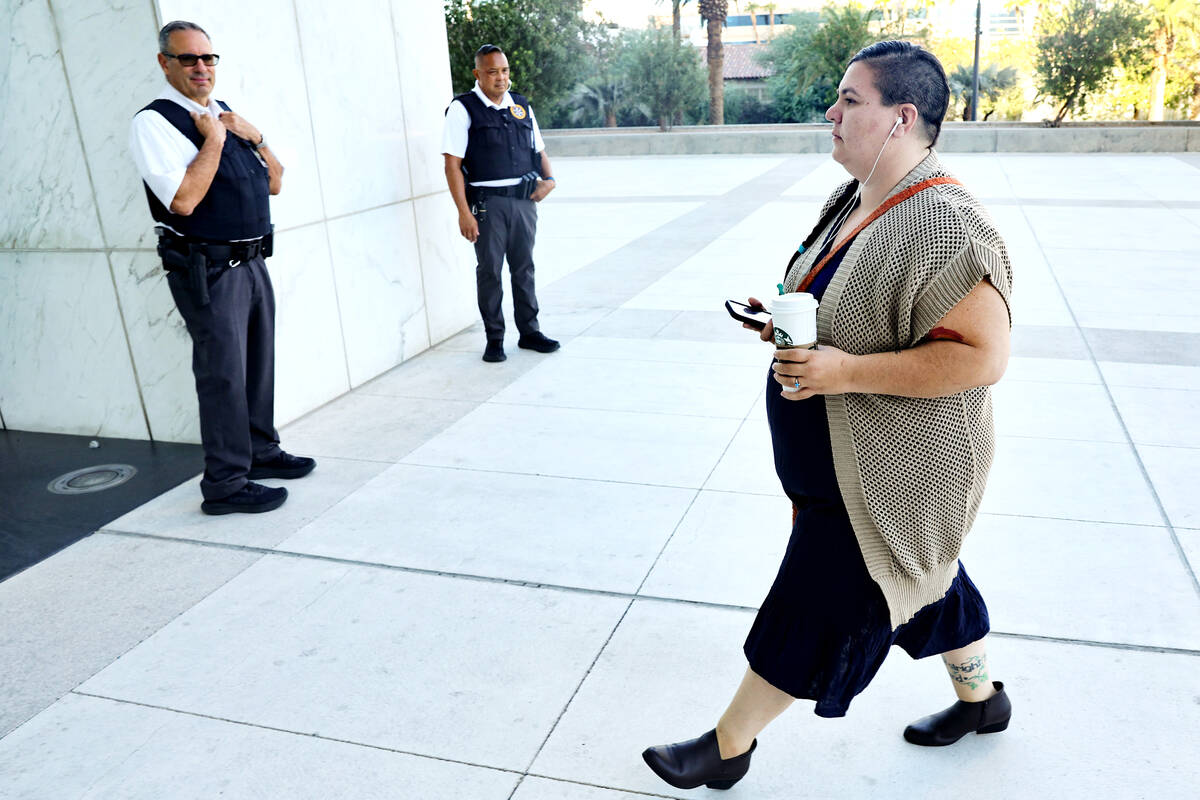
top-left (164, 52), bottom-right (220, 67)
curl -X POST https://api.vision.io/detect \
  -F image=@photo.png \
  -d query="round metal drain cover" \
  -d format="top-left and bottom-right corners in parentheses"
top-left (48, 464), bottom-right (137, 495)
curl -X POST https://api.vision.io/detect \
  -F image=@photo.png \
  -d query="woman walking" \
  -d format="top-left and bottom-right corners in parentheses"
top-left (642, 41), bottom-right (1014, 792)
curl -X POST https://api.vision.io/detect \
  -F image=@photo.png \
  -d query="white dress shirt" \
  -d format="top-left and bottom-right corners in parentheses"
top-left (441, 81), bottom-right (545, 187)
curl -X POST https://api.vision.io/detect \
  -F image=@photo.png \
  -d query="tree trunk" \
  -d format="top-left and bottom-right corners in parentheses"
top-left (1054, 85), bottom-right (1079, 125)
top-left (707, 18), bottom-right (724, 125)
top-left (660, 115), bottom-right (670, 132)
top-left (749, 8), bottom-right (760, 43)
top-left (1192, 79), bottom-right (1200, 120)
top-left (605, 110), bottom-right (616, 128)
top-left (1149, 28), bottom-right (1168, 121)
top-left (673, 1), bottom-right (681, 41)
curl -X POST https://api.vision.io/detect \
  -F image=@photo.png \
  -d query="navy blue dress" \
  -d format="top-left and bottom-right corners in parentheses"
top-left (742, 239), bottom-right (990, 718)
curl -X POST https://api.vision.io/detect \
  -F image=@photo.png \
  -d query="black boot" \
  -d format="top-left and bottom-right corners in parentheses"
top-left (641, 729), bottom-right (756, 791)
top-left (903, 681), bottom-right (1012, 746)
top-left (482, 339), bottom-right (506, 362)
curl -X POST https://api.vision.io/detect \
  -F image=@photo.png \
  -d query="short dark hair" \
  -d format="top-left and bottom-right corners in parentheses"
top-left (159, 20), bottom-right (209, 54)
top-left (474, 44), bottom-right (504, 65)
top-left (849, 40), bottom-right (949, 147)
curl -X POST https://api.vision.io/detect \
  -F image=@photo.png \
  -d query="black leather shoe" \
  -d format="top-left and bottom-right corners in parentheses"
top-left (642, 729), bottom-right (756, 791)
top-left (482, 340), bottom-right (506, 362)
top-left (248, 451), bottom-right (316, 480)
top-left (517, 331), bottom-right (560, 353)
top-left (200, 482), bottom-right (288, 515)
top-left (903, 681), bottom-right (1012, 746)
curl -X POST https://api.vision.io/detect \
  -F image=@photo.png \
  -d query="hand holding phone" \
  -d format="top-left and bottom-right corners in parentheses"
top-left (726, 299), bottom-right (772, 331)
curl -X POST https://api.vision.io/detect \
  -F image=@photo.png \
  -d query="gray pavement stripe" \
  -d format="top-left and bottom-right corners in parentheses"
top-left (775, 194), bottom-right (1200, 210)
top-left (1085, 328), bottom-right (1200, 366)
top-left (545, 157), bottom-right (822, 317)
top-left (1011, 326), bottom-right (1200, 367)
top-left (97, 530), bottom-right (1200, 658)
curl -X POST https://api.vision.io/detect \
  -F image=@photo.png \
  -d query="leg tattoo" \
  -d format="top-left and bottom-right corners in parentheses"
top-left (945, 654), bottom-right (990, 691)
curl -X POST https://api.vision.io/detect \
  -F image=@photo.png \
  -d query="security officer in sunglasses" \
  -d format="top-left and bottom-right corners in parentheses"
top-left (442, 44), bottom-right (560, 363)
top-left (129, 20), bottom-right (315, 515)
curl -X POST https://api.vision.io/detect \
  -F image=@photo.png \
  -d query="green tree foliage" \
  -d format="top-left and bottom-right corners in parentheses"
top-left (567, 29), bottom-right (633, 128)
top-left (619, 27), bottom-right (707, 130)
top-left (948, 63), bottom-right (1019, 120)
top-left (1033, 0), bottom-right (1149, 124)
top-left (1146, 0), bottom-right (1200, 119)
top-left (443, 0), bottom-right (602, 126)
top-left (761, 4), bottom-right (884, 123)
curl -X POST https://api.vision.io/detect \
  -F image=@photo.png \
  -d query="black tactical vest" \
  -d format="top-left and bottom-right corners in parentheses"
top-left (454, 91), bottom-right (539, 182)
top-left (138, 98), bottom-right (272, 241)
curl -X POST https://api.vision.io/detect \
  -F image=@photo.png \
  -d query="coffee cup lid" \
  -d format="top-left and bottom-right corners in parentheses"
top-left (769, 292), bottom-right (819, 313)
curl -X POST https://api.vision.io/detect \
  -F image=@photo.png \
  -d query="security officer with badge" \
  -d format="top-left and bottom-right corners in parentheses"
top-left (129, 21), bottom-right (315, 516)
top-left (442, 44), bottom-right (560, 363)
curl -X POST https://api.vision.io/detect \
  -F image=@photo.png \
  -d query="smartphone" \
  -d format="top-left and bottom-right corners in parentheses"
top-left (725, 299), bottom-right (771, 331)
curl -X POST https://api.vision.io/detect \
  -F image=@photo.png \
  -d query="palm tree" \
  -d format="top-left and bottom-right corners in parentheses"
top-left (949, 63), bottom-right (1018, 121)
top-left (1148, 0), bottom-right (1196, 120)
top-left (657, 0), bottom-right (694, 42)
top-left (699, 0), bottom-right (729, 124)
top-left (747, 3), bottom-right (761, 44)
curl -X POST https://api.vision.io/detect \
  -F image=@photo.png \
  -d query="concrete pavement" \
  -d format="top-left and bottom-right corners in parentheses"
top-left (2, 152), bottom-right (1199, 798)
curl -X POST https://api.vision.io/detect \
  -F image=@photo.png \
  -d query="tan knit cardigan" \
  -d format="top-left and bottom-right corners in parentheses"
top-left (783, 151), bottom-right (1013, 628)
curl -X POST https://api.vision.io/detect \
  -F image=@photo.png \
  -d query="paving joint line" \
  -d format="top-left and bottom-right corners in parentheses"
top-left (95, 530), bottom-right (1200, 658)
top-left (1008, 170), bottom-right (1200, 600)
top-left (63, 692), bottom-right (681, 800)
top-left (67, 691), bottom-right (525, 777)
top-left (509, 597), bottom-right (638, 800)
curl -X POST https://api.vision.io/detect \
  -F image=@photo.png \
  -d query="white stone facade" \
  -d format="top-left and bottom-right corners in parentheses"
top-left (0, 0), bottom-right (476, 442)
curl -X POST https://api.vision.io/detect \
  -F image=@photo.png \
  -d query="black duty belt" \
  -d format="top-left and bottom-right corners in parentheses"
top-left (156, 229), bottom-right (270, 268)
top-left (467, 171), bottom-right (541, 201)
top-left (155, 226), bottom-right (274, 308)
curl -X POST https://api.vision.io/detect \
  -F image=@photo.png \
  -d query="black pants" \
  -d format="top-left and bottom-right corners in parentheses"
top-left (472, 194), bottom-right (540, 340)
top-left (167, 255), bottom-right (281, 500)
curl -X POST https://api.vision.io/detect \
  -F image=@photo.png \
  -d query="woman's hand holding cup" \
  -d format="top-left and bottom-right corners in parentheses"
top-left (772, 346), bottom-right (855, 401)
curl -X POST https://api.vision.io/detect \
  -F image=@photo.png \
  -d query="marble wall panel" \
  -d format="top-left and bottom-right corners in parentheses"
top-left (294, 0), bottom-right (412, 218)
top-left (158, 0), bottom-right (327, 232)
top-left (0, 252), bottom-right (147, 438)
top-left (269, 223), bottom-right (351, 426)
top-left (108, 250), bottom-right (199, 443)
top-left (52, 0), bottom-right (162, 251)
top-left (413, 193), bottom-right (476, 344)
top-left (0, 0), bottom-right (103, 249)
top-left (325, 204), bottom-right (428, 387)
top-left (391, 0), bottom-right (454, 198)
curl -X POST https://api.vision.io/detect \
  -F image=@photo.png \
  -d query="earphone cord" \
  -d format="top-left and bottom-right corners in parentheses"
top-left (820, 116), bottom-right (903, 252)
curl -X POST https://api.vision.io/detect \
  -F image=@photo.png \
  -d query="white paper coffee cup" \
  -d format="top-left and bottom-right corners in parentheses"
top-left (769, 292), bottom-right (819, 350)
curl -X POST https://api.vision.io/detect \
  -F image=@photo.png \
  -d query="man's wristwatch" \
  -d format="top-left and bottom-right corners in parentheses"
top-left (255, 135), bottom-right (268, 151)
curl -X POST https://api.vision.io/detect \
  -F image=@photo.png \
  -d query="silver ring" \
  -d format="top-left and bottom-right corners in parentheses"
top-left (794, 378), bottom-right (801, 389)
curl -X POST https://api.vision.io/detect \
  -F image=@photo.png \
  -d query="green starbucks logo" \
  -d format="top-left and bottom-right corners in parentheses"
top-left (774, 327), bottom-right (793, 347)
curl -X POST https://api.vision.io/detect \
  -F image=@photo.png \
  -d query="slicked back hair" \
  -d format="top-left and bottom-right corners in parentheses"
top-left (475, 44), bottom-right (504, 66)
top-left (849, 40), bottom-right (949, 148)
top-left (159, 20), bottom-right (209, 54)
